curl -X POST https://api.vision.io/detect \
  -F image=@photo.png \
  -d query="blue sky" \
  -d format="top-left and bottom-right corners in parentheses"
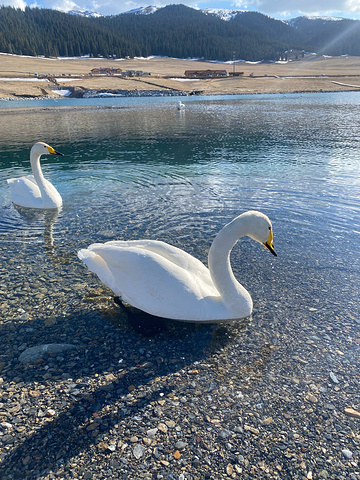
top-left (3, 0), bottom-right (360, 20)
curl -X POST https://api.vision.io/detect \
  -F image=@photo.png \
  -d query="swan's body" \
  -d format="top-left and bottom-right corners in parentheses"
top-left (7, 142), bottom-right (63, 209)
top-left (78, 211), bottom-right (276, 323)
top-left (177, 101), bottom-right (185, 110)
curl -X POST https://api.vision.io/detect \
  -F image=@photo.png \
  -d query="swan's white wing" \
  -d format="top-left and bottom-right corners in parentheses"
top-left (78, 242), bottom-right (224, 321)
top-left (40, 178), bottom-right (63, 208)
top-left (7, 175), bottom-right (62, 209)
top-left (7, 175), bottom-right (42, 208)
top-left (102, 240), bottom-right (214, 288)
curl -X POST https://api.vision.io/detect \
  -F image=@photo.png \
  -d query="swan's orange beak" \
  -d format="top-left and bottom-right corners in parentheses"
top-left (47, 146), bottom-right (63, 156)
top-left (263, 229), bottom-right (277, 257)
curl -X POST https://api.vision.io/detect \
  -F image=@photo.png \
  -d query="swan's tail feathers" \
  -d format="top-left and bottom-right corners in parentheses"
top-left (78, 249), bottom-right (120, 297)
top-left (78, 249), bottom-right (109, 272)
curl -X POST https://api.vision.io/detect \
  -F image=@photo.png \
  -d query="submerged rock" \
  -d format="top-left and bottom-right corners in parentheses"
top-left (19, 343), bottom-right (77, 363)
top-left (342, 449), bottom-right (353, 459)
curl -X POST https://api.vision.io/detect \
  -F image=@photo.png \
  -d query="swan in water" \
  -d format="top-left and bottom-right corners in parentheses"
top-left (78, 211), bottom-right (277, 323)
top-left (177, 101), bottom-right (185, 110)
top-left (7, 142), bottom-right (63, 209)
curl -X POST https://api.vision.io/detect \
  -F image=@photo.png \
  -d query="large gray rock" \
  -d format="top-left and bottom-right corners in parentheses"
top-left (19, 343), bottom-right (77, 363)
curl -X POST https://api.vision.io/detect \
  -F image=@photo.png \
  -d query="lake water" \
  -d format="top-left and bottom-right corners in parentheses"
top-left (0, 92), bottom-right (359, 336)
top-left (1, 90), bottom-right (360, 479)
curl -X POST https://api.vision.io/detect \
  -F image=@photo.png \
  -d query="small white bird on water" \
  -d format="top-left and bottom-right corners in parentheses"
top-left (177, 100), bottom-right (185, 110)
top-left (7, 142), bottom-right (63, 209)
top-left (78, 211), bottom-right (277, 323)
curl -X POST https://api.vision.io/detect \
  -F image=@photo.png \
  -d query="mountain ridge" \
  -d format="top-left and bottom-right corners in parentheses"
top-left (1, 4), bottom-right (359, 60)
top-left (69, 5), bottom-right (355, 25)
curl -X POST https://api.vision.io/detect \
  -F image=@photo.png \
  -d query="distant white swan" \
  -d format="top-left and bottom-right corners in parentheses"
top-left (78, 211), bottom-right (277, 323)
top-left (7, 142), bottom-right (63, 209)
top-left (177, 100), bottom-right (185, 110)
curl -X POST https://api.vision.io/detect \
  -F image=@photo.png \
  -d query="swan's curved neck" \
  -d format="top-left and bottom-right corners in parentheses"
top-left (30, 152), bottom-right (46, 188)
top-left (208, 215), bottom-right (252, 310)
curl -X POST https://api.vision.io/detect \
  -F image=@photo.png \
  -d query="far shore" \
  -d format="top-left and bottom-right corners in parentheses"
top-left (0, 53), bottom-right (360, 100)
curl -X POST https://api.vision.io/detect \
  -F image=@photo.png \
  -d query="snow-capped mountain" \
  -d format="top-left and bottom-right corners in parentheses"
top-left (122, 6), bottom-right (278, 22)
top-left (201, 8), bottom-right (244, 21)
top-left (287, 15), bottom-right (344, 28)
top-left (68, 9), bottom-right (103, 18)
top-left (123, 6), bottom-right (243, 20)
top-left (123, 6), bottom-right (159, 15)
top-left (2, 4), bottom-right (360, 60)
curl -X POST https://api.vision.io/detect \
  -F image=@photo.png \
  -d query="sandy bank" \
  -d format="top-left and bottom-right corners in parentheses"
top-left (0, 54), bottom-right (360, 99)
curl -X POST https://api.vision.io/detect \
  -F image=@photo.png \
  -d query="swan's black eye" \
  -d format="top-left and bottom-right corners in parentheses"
top-left (268, 226), bottom-right (271, 230)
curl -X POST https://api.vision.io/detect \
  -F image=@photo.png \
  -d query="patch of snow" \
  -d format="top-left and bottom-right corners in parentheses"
top-left (53, 78), bottom-right (79, 82)
top-left (67, 10), bottom-right (103, 18)
top-left (53, 89), bottom-right (71, 96)
top-left (201, 8), bottom-right (243, 21)
top-left (303, 15), bottom-right (344, 21)
top-left (124, 6), bottom-right (159, 15)
top-left (0, 77), bottom-right (49, 82)
top-left (170, 78), bottom-right (200, 82)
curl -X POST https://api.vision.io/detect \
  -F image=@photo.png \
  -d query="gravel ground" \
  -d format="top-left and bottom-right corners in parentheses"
top-left (0, 232), bottom-right (359, 480)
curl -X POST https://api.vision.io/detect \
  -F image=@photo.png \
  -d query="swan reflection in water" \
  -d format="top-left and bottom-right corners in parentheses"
top-left (11, 205), bottom-right (69, 262)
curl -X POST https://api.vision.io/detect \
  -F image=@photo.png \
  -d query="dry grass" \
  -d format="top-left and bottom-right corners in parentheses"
top-left (1, 53), bottom-right (360, 99)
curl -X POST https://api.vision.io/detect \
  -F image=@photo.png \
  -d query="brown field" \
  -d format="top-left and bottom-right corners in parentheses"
top-left (0, 53), bottom-right (360, 99)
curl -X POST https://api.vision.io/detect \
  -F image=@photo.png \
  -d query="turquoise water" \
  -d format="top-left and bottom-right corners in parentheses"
top-left (0, 92), bottom-right (359, 329)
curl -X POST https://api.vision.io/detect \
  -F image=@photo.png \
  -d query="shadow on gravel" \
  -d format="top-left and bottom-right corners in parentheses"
top-left (0, 298), bottom-right (250, 479)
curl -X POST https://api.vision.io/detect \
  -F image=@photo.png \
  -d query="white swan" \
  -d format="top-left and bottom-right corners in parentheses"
top-left (78, 211), bottom-right (276, 323)
top-left (177, 101), bottom-right (185, 110)
top-left (7, 142), bottom-right (63, 209)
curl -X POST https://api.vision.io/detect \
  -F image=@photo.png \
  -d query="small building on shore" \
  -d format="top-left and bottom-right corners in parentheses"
top-left (90, 67), bottom-right (122, 75)
top-left (184, 69), bottom-right (227, 78)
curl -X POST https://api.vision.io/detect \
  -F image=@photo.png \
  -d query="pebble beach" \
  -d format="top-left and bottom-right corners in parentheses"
top-left (1, 258), bottom-right (359, 480)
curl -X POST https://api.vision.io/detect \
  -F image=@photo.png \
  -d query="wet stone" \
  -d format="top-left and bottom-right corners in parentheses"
top-left (146, 428), bottom-right (158, 438)
top-left (19, 343), bottom-right (77, 363)
top-left (342, 449), bottom-right (353, 459)
top-left (133, 444), bottom-right (145, 459)
top-left (175, 441), bottom-right (187, 450)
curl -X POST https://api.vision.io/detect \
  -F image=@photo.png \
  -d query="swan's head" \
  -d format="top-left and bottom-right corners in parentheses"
top-left (243, 211), bottom-right (277, 257)
top-left (31, 142), bottom-right (63, 157)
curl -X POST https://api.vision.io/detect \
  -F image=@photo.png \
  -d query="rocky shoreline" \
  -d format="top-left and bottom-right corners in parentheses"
top-left (2, 84), bottom-right (359, 103)
top-left (1, 270), bottom-right (359, 480)
top-left (0, 87), bottom-right (200, 102)
top-left (79, 88), bottom-right (191, 99)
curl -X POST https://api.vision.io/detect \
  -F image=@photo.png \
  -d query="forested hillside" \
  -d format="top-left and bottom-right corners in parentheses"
top-left (0, 5), bottom-right (293, 60)
top-left (288, 16), bottom-right (360, 56)
top-left (0, 4), bottom-right (359, 61)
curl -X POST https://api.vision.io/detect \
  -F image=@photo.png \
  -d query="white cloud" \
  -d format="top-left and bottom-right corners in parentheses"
top-left (42, 0), bottom-right (81, 11)
top-left (4, 0), bottom-right (27, 9)
top-left (232, 0), bottom-right (359, 17)
top-left (346, 0), bottom-right (360, 12)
